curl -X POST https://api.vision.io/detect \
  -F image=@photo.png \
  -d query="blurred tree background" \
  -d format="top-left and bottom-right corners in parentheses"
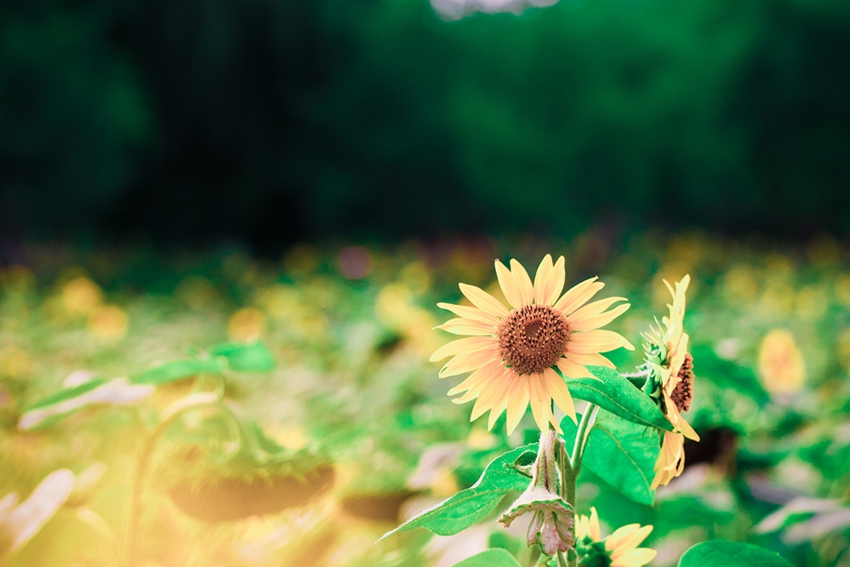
top-left (1, 0), bottom-right (849, 252)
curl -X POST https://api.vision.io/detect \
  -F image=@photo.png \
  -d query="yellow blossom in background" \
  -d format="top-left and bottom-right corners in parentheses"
top-left (795, 285), bottom-right (828, 321)
top-left (0, 347), bottom-right (33, 381)
top-left (723, 265), bottom-right (759, 300)
top-left (229, 308), bottom-right (266, 341)
top-left (87, 305), bottom-right (129, 340)
top-left (399, 262), bottom-right (433, 295)
top-left (256, 284), bottom-right (329, 340)
top-left (61, 277), bottom-right (103, 315)
top-left (376, 283), bottom-right (439, 355)
top-left (575, 507), bottom-right (656, 567)
top-left (432, 255), bottom-right (634, 434)
top-left (761, 282), bottom-right (796, 315)
top-left (758, 329), bottom-right (806, 395)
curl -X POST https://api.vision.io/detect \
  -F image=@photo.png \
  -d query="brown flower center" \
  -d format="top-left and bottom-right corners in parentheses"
top-left (498, 304), bottom-right (570, 375)
top-left (671, 353), bottom-right (694, 412)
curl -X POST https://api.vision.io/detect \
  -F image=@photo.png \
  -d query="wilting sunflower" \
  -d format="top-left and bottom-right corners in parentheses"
top-left (431, 255), bottom-right (633, 434)
top-left (575, 507), bottom-right (656, 567)
top-left (643, 275), bottom-right (699, 489)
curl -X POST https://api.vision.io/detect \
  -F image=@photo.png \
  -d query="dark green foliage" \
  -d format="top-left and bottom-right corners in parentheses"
top-left (2, 0), bottom-right (850, 246)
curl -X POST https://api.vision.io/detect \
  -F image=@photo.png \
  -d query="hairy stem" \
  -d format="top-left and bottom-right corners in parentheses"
top-left (118, 392), bottom-right (221, 567)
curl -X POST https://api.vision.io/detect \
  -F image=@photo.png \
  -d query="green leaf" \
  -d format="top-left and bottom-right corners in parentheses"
top-left (18, 379), bottom-right (155, 431)
top-left (561, 411), bottom-right (660, 506)
top-left (453, 549), bottom-right (522, 567)
top-left (567, 366), bottom-right (673, 431)
top-left (678, 541), bottom-right (794, 567)
top-left (211, 342), bottom-right (276, 372)
top-left (132, 359), bottom-right (224, 385)
top-left (379, 444), bottom-right (537, 540)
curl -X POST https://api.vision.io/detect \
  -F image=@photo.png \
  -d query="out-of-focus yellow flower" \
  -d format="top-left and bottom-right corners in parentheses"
top-left (87, 305), bottom-right (129, 340)
top-left (575, 507), bottom-right (656, 567)
top-left (465, 427), bottom-right (497, 450)
top-left (837, 329), bottom-right (850, 371)
top-left (399, 262), bottom-right (433, 295)
top-left (429, 466), bottom-right (460, 498)
top-left (758, 329), bottom-right (806, 394)
top-left (761, 282), bottom-right (796, 315)
top-left (795, 285), bottom-right (828, 321)
top-left (376, 283), bottom-right (439, 355)
top-left (432, 255), bottom-right (633, 434)
top-left (0, 347), bottom-right (33, 381)
top-left (229, 308), bottom-right (266, 341)
top-left (61, 277), bottom-right (103, 315)
top-left (256, 284), bottom-right (329, 340)
top-left (723, 265), bottom-right (759, 299)
top-left (835, 273), bottom-right (850, 308)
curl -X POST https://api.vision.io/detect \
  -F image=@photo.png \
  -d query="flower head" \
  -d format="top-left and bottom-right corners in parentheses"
top-left (432, 255), bottom-right (633, 434)
top-left (575, 507), bottom-right (656, 567)
top-left (643, 275), bottom-right (699, 488)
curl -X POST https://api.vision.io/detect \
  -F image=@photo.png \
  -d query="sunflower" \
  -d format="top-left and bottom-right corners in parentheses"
top-left (575, 507), bottom-right (656, 567)
top-left (430, 255), bottom-right (634, 435)
top-left (643, 275), bottom-right (699, 489)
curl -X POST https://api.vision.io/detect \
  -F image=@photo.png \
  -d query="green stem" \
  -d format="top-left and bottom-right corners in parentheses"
top-left (564, 404), bottom-right (598, 567)
top-left (118, 392), bottom-right (221, 567)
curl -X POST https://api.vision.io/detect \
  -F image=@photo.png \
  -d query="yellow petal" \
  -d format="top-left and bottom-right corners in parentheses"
top-left (505, 378), bottom-right (530, 435)
top-left (487, 381), bottom-right (512, 430)
top-left (606, 524), bottom-right (640, 551)
top-left (589, 507), bottom-right (601, 541)
top-left (436, 317), bottom-right (496, 336)
top-left (542, 256), bottom-right (566, 306)
top-left (510, 259), bottom-right (534, 307)
top-left (557, 358), bottom-right (595, 379)
top-left (495, 260), bottom-right (524, 309)
top-left (568, 330), bottom-right (635, 353)
top-left (566, 352), bottom-right (615, 368)
top-left (612, 548), bottom-right (656, 567)
top-left (439, 349), bottom-right (497, 378)
top-left (567, 297), bottom-right (627, 326)
top-left (542, 367), bottom-right (576, 424)
top-left (437, 302), bottom-right (499, 325)
top-left (554, 278), bottom-right (603, 315)
top-left (533, 255), bottom-right (554, 305)
top-left (611, 525), bottom-right (653, 559)
top-left (569, 301), bottom-right (631, 332)
top-left (459, 283), bottom-right (508, 317)
top-left (527, 376), bottom-right (552, 433)
top-left (470, 376), bottom-right (510, 421)
top-left (430, 337), bottom-right (497, 362)
top-left (446, 360), bottom-right (502, 395)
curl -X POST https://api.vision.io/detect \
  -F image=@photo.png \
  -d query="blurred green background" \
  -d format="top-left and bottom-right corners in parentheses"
top-left (2, 0), bottom-right (850, 250)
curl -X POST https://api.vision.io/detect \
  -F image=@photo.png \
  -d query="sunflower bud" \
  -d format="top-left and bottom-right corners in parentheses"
top-left (498, 430), bottom-right (573, 556)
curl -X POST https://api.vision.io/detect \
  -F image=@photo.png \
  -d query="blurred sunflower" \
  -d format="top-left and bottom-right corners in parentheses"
top-left (575, 507), bottom-right (656, 567)
top-left (431, 255), bottom-right (633, 434)
top-left (643, 275), bottom-right (699, 489)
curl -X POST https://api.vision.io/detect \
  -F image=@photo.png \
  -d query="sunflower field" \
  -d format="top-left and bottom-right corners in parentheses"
top-left (2, 231), bottom-right (849, 567)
